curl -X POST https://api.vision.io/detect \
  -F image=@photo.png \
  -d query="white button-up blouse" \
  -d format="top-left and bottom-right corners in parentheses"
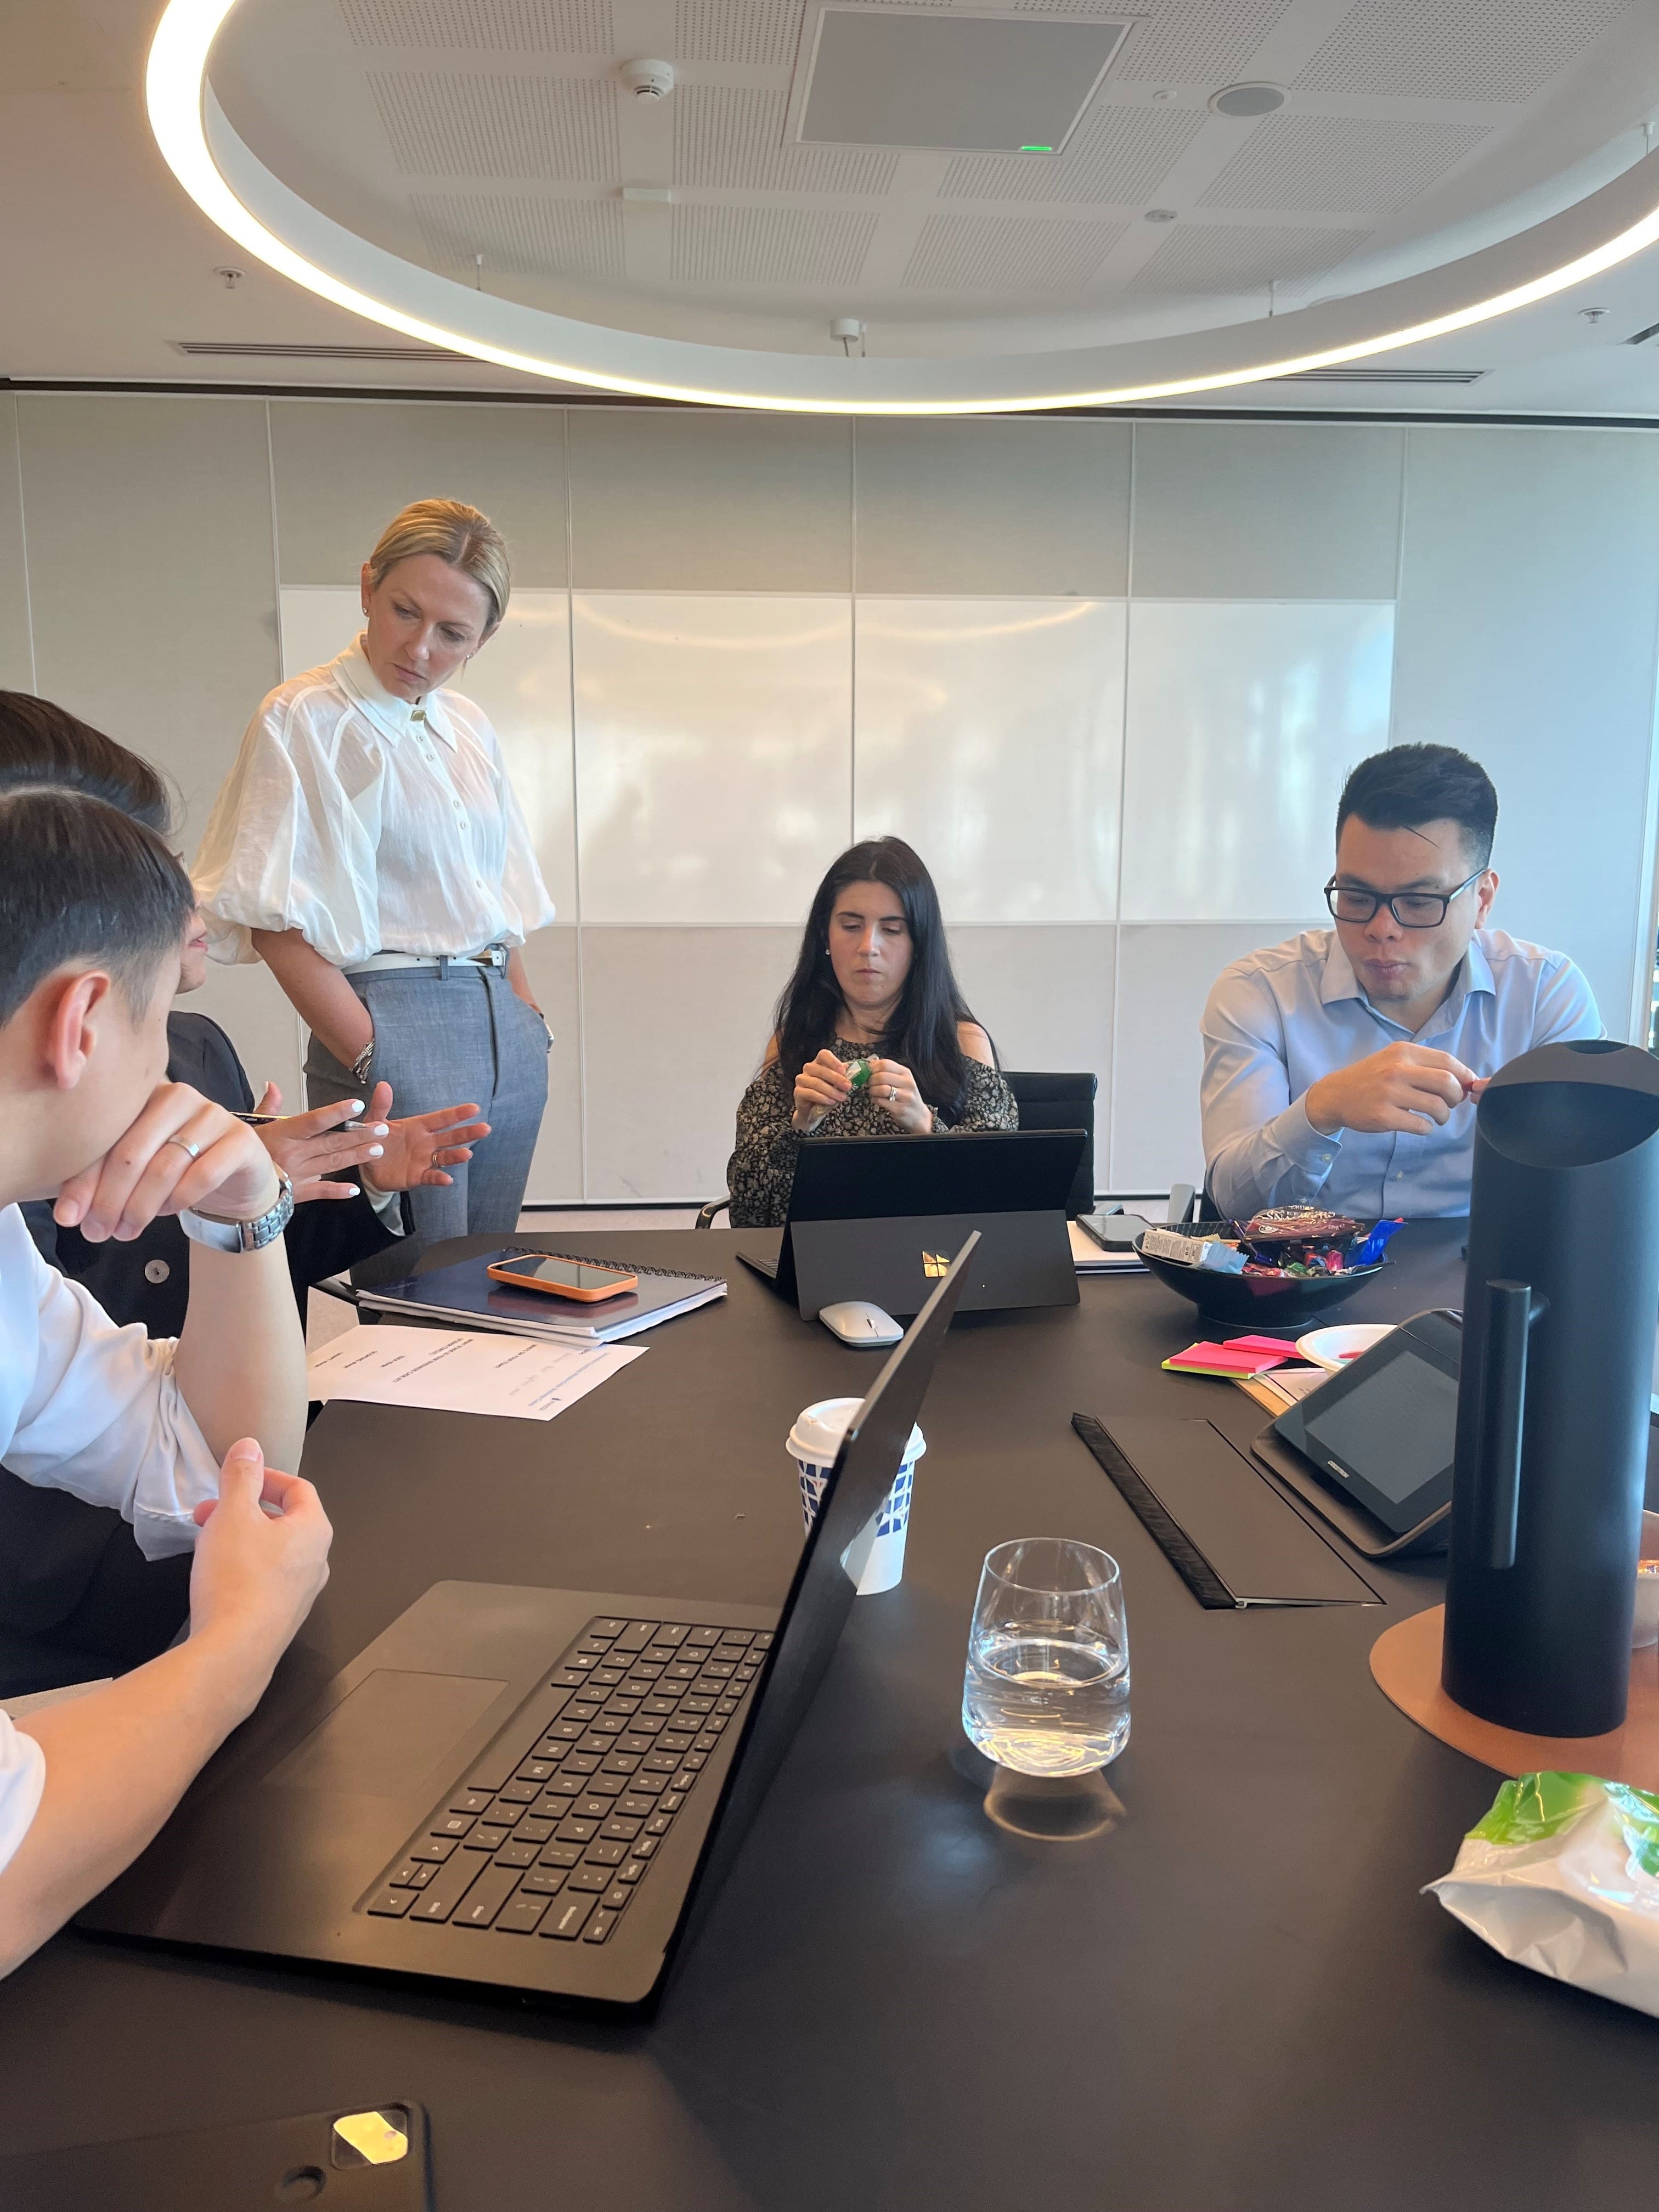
top-left (194, 637), bottom-right (556, 967)
top-left (0, 1204), bottom-right (223, 1876)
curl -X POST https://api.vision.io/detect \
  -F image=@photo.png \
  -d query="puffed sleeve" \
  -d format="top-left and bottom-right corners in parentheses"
top-left (194, 686), bottom-right (383, 967)
top-left (0, 1715), bottom-right (46, 1879)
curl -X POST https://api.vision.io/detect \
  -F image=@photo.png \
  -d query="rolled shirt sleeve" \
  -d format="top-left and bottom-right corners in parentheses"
top-left (3, 1209), bottom-right (221, 1560)
top-left (0, 1716), bottom-right (46, 1880)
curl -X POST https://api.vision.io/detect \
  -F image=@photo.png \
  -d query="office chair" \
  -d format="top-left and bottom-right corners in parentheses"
top-left (1000, 1070), bottom-right (1097, 1218)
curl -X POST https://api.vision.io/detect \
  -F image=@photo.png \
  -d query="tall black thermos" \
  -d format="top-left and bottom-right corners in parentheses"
top-left (1443, 1039), bottom-right (1659, 1737)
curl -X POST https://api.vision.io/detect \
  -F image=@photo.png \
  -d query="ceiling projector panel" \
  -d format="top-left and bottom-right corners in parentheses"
top-left (799, 11), bottom-right (1130, 154)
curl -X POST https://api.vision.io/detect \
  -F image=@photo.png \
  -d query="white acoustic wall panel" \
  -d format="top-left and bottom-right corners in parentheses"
top-left (0, 398), bottom-right (32, 691)
top-left (573, 594), bottom-right (853, 927)
top-left (1392, 426), bottom-right (1659, 1037)
top-left (581, 928), bottom-right (798, 1200)
top-left (853, 597), bottom-right (1125, 922)
top-left (1120, 600), bottom-right (1394, 922)
top-left (1110, 920), bottom-right (1312, 1193)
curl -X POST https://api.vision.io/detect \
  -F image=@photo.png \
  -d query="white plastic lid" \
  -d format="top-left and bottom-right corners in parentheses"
top-left (788, 1395), bottom-right (925, 1465)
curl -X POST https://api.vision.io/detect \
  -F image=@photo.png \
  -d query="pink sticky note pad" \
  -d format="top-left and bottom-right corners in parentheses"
top-left (1224, 1334), bottom-right (1300, 1355)
top-left (1164, 1342), bottom-right (1290, 1375)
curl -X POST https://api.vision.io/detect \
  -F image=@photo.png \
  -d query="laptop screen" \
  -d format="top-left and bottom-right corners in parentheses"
top-left (684, 1233), bottom-right (977, 1914)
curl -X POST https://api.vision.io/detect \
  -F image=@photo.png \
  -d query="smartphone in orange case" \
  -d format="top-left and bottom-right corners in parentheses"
top-left (485, 1253), bottom-right (639, 1301)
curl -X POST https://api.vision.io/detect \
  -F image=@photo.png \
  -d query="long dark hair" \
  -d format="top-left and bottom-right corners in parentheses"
top-left (771, 837), bottom-right (985, 1118)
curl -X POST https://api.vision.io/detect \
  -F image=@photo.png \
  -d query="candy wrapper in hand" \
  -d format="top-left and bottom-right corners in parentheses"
top-left (1427, 1771), bottom-right (1659, 2018)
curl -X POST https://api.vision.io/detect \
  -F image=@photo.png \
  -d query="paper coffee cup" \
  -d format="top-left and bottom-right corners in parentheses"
top-left (787, 1396), bottom-right (926, 1596)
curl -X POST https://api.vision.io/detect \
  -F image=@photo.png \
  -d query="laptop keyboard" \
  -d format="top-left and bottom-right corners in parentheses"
top-left (361, 1618), bottom-right (769, 1947)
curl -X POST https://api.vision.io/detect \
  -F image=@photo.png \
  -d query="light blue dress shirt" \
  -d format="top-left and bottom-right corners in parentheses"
top-left (1200, 928), bottom-right (1604, 1221)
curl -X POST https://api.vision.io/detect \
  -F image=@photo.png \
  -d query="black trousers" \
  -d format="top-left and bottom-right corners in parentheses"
top-left (0, 1474), bottom-right (191, 1698)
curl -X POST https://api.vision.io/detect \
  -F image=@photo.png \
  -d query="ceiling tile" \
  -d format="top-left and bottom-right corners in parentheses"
top-left (903, 212), bottom-right (1126, 289)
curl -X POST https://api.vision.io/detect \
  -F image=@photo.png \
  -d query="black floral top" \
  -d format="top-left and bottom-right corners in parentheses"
top-left (727, 1036), bottom-right (1020, 1229)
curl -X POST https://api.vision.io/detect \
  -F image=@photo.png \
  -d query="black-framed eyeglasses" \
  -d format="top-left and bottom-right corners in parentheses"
top-left (1323, 868), bottom-right (1484, 929)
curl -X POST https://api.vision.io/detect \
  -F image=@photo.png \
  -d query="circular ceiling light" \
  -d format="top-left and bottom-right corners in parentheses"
top-left (147, 0), bottom-right (1659, 415)
top-left (1210, 83), bottom-right (1287, 118)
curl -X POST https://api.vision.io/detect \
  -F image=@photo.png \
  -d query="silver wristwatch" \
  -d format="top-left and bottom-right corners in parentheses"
top-left (179, 1170), bottom-right (295, 1254)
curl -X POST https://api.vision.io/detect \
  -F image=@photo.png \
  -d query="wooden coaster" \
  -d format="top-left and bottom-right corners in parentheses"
top-left (1371, 1607), bottom-right (1659, 1791)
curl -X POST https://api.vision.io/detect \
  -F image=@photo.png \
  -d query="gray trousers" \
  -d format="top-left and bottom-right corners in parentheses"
top-left (307, 962), bottom-right (550, 1285)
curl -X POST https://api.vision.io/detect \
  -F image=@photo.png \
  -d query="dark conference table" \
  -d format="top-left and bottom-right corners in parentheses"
top-left (4, 1220), bottom-right (1658, 2207)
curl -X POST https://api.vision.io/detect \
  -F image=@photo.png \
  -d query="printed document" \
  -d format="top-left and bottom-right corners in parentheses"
top-left (308, 1325), bottom-right (643, 1422)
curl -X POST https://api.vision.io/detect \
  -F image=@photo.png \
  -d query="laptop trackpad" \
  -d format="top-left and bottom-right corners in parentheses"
top-left (265, 1669), bottom-right (506, 1797)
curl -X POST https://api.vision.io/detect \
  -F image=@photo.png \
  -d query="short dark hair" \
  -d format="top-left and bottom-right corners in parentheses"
top-left (1335, 743), bottom-right (1498, 869)
top-left (0, 691), bottom-right (175, 834)
top-left (0, 786), bottom-right (194, 1028)
top-left (771, 836), bottom-right (989, 1118)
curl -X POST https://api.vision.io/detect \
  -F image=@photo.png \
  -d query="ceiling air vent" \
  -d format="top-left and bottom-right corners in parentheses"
top-left (1265, 366), bottom-right (1485, 385)
top-left (172, 340), bottom-right (471, 362)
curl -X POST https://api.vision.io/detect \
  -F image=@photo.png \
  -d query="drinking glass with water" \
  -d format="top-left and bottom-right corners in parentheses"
top-left (962, 1538), bottom-right (1130, 1775)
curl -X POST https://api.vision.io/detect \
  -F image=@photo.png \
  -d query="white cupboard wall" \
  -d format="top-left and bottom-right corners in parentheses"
top-left (4, 397), bottom-right (1657, 1203)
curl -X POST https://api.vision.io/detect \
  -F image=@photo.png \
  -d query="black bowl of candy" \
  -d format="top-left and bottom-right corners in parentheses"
top-left (1134, 1207), bottom-right (1402, 1325)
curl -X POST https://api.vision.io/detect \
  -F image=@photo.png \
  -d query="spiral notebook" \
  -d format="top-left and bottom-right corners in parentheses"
top-left (359, 1249), bottom-right (726, 1345)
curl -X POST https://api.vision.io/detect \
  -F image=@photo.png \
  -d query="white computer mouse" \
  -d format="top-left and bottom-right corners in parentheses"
top-left (817, 1300), bottom-right (904, 1347)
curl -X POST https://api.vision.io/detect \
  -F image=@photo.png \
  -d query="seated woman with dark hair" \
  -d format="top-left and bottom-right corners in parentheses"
top-left (728, 837), bottom-right (1017, 1228)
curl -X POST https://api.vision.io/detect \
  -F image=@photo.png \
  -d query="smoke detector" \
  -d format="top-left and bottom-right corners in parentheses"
top-left (619, 59), bottom-right (675, 100)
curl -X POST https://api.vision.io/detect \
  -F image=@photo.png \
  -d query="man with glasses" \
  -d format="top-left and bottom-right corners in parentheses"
top-left (1200, 744), bottom-right (1601, 1220)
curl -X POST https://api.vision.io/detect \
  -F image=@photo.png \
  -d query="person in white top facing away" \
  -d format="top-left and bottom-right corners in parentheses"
top-left (0, 782), bottom-right (330, 1978)
top-left (194, 498), bottom-right (557, 1280)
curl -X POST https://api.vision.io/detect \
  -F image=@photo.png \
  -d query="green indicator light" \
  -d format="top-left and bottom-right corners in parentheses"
top-left (1020, 143), bottom-right (1054, 153)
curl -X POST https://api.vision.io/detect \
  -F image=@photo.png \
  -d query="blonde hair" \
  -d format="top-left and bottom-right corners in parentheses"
top-left (366, 498), bottom-right (511, 630)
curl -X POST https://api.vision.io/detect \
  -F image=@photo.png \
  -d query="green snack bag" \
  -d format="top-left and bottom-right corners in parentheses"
top-left (845, 1058), bottom-right (873, 1091)
top-left (1427, 1770), bottom-right (1659, 2016)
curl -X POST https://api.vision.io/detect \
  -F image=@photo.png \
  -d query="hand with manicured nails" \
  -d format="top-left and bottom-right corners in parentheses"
top-left (53, 1083), bottom-right (280, 1240)
top-left (250, 1080), bottom-right (489, 1201)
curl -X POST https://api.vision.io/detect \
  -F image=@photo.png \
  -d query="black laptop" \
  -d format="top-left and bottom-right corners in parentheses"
top-left (740, 1128), bottom-right (1084, 1318)
top-left (76, 1238), bottom-right (977, 2010)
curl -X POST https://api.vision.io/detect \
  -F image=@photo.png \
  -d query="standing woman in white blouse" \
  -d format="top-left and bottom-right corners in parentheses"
top-left (194, 499), bottom-right (556, 1278)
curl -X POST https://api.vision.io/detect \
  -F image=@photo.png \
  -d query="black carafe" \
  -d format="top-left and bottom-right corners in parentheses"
top-left (1442, 1039), bottom-right (1659, 1737)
